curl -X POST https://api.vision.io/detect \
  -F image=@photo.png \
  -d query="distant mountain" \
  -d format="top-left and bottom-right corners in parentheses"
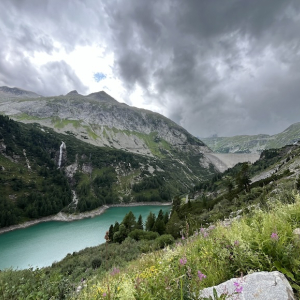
top-left (202, 123), bottom-right (300, 153)
top-left (0, 86), bottom-right (41, 100)
top-left (0, 87), bottom-right (210, 158)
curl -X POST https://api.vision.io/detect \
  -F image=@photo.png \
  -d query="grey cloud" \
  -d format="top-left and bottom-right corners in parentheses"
top-left (0, 0), bottom-right (92, 95)
top-left (102, 0), bottom-right (300, 136)
top-left (1, 0), bottom-right (300, 137)
top-left (0, 51), bottom-right (88, 96)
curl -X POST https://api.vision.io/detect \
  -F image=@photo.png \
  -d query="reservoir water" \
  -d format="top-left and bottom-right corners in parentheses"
top-left (0, 205), bottom-right (170, 270)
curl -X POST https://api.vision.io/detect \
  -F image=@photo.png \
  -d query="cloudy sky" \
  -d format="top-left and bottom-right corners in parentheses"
top-left (1, 0), bottom-right (300, 137)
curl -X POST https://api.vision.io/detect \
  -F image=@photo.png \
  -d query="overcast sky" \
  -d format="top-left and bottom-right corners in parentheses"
top-left (1, 0), bottom-right (300, 137)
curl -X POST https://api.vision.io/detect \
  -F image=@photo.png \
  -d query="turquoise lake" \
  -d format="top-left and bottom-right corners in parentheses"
top-left (0, 205), bottom-right (170, 270)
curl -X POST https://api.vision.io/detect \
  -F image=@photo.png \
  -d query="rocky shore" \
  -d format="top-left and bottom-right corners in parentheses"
top-left (0, 202), bottom-right (172, 235)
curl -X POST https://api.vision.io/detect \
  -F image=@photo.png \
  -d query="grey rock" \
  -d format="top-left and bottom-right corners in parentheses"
top-left (293, 228), bottom-right (300, 239)
top-left (199, 271), bottom-right (294, 300)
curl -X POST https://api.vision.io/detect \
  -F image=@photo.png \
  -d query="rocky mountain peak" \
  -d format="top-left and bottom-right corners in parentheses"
top-left (0, 86), bottom-right (41, 99)
top-left (66, 90), bottom-right (79, 96)
top-left (86, 91), bottom-right (118, 103)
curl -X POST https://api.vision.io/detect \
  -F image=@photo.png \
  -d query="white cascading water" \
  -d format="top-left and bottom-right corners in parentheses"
top-left (58, 141), bottom-right (66, 168)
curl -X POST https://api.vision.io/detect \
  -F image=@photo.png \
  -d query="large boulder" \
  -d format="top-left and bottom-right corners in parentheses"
top-left (199, 271), bottom-right (295, 300)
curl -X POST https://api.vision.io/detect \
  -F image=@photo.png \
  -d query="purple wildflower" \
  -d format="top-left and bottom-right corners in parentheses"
top-left (234, 281), bottom-right (243, 293)
top-left (203, 232), bottom-right (209, 238)
top-left (234, 240), bottom-right (239, 246)
top-left (271, 232), bottom-right (279, 241)
top-left (182, 235), bottom-right (185, 240)
top-left (179, 257), bottom-right (187, 266)
top-left (103, 292), bottom-right (107, 297)
top-left (197, 270), bottom-right (206, 281)
top-left (111, 267), bottom-right (120, 276)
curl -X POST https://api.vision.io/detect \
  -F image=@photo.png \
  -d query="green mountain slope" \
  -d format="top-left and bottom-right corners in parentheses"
top-left (202, 122), bottom-right (300, 153)
top-left (0, 115), bottom-right (215, 228)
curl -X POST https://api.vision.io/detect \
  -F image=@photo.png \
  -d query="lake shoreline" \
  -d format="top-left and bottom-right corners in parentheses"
top-left (0, 202), bottom-right (172, 235)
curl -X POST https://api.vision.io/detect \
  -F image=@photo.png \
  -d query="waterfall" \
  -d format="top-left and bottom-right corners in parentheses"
top-left (23, 149), bottom-right (31, 170)
top-left (58, 141), bottom-right (66, 168)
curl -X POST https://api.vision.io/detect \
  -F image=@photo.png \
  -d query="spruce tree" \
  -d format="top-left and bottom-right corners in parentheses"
top-left (136, 214), bottom-right (143, 230)
top-left (145, 212), bottom-right (156, 231)
top-left (166, 211), bottom-right (181, 238)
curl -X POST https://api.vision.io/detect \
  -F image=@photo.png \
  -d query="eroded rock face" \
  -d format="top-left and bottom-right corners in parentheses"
top-left (199, 271), bottom-right (295, 300)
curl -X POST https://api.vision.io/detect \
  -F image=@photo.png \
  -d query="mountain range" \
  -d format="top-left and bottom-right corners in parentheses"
top-left (1, 85), bottom-right (300, 228)
top-left (202, 123), bottom-right (300, 154)
top-left (0, 86), bottom-right (216, 228)
top-left (0, 86), bottom-right (210, 158)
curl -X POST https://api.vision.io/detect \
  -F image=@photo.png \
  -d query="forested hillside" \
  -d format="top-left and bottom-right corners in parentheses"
top-left (0, 116), bottom-right (215, 228)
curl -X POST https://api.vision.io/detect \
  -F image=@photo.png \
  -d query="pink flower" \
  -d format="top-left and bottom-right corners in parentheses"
top-left (179, 257), bottom-right (187, 266)
top-left (111, 267), bottom-right (120, 276)
top-left (182, 235), bottom-right (185, 240)
top-left (203, 232), bottom-right (209, 238)
top-left (197, 270), bottom-right (206, 281)
top-left (271, 232), bottom-right (279, 241)
top-left (103, 292), bottom-right (107, 297)
top-left (234, 281), bottom-right (243, 293)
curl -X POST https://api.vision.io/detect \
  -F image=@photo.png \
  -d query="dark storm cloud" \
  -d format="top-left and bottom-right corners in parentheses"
top-left (1, 0), bottom-right (300, 136)
top-left (103, 0), bottom-right (300, 136)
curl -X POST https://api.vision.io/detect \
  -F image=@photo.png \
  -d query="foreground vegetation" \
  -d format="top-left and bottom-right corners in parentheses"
top-left (78, 190), bottom-right (300, 299)
top-left (2, 135), bottom-right (300, 298)
top-left (1, 188), bottom-right (300, 299)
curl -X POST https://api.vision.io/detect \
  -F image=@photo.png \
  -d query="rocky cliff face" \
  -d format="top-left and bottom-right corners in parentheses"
top-left (0, 89), bottom-right (210, 158)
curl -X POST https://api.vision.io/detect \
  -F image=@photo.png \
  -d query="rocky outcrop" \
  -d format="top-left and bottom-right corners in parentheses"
top-left (199, 271), bottom-right (295, 300)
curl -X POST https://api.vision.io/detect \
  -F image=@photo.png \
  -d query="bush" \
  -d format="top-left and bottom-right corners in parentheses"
top-left (128, 229), bottom-right (159, 241)
top-left (153, 234), bottom-right (175, 249)
top-left (91, 258), bottom-right (102, 269)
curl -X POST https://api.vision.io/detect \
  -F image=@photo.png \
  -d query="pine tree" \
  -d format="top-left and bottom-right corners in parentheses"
top-left (153, 209), bottom-right (166, 234)
top-left (166, 211), bottom-right (181, 238)
top-left (122, 211), bottom-right (136, 234)
top-left (113, 221), bottom-right (120, 235)
top-left (145, 212), bottom-right (156, 231)
top-left (172, 196), bottom-right (181, 212)
top-left (237, 163), bottom-right (251, 192)
top-left (163, 211), bottom-right (169, 225)
top-left (135, 214), bottom-right (143, 230)
top-left (108, 224), bottom-right (114, 242)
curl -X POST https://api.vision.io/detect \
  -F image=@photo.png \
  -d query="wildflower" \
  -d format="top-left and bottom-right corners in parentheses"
top-left (234, 240), bottom-right (239, 246)
top-left (103, 292), bottom-right (107, 297)
top-left (182, 235), bottom-right (185, 240)
top-left (197, 270), bottom-right (206, 281)
top-left (111, 267), bottom-right (120, 276)
top-left (234, 281), bottom-right (243, 293)
top-left (271, 232), bottom-right (279, 241)
top-left (179, 257), bottom-right (187, 266)
top-left (203, 232), bottom-right (209, 238)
